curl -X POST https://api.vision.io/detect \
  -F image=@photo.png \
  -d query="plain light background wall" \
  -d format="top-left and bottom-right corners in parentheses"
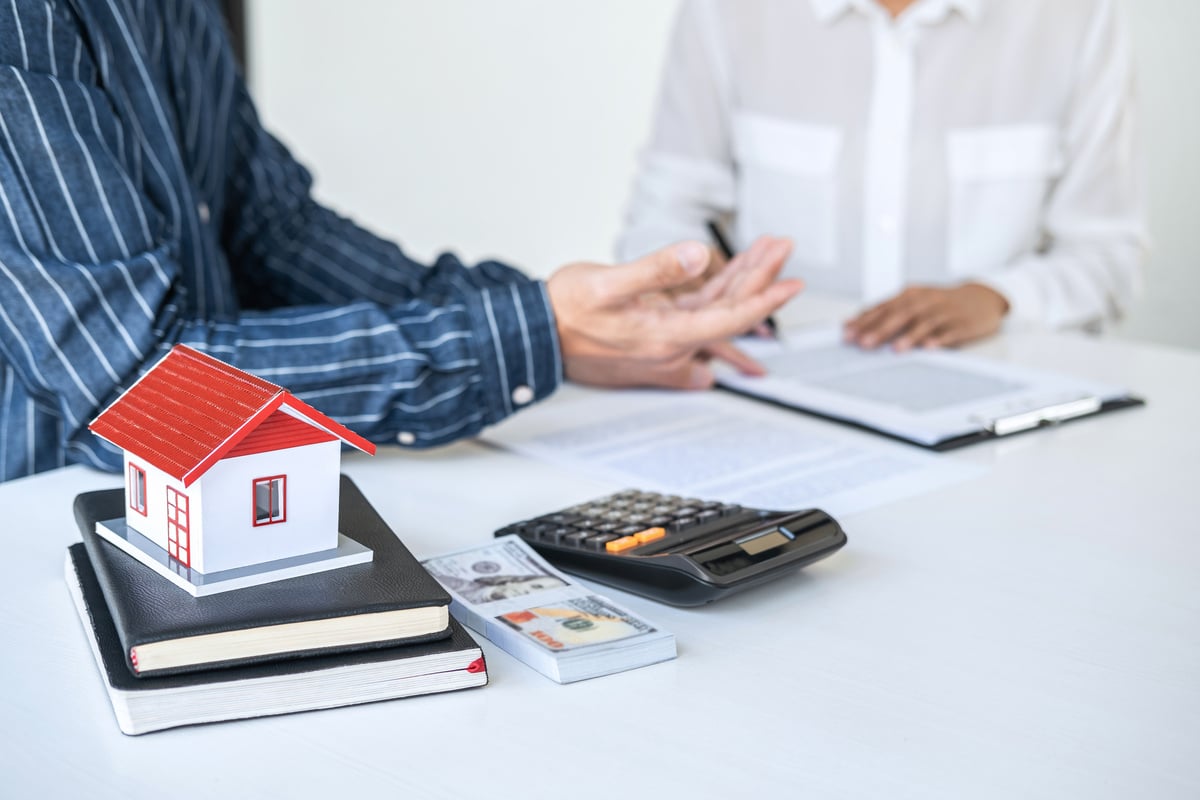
top-left (248, 0), bottom-right (1199, 350)
top-left (248, 0), bottom-right (679, 273)
top-left (1117, 0), bottom-right (1200, 349)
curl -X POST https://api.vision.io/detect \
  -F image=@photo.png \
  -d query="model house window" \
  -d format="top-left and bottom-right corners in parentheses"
top-left (128, 463), bottom-right (147, 515)
top-left (253, 475), bottom-right (287, 525)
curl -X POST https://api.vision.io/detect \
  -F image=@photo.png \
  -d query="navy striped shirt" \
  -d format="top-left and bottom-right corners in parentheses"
top-left (0, 0), bottom-right (561, 481)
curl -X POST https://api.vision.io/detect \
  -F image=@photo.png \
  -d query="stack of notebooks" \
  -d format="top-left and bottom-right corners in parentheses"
top-left (66, 476), bottom-right (488, 735)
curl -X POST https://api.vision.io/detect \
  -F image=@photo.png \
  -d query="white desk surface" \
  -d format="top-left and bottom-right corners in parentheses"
top-left (1, 328), bottom-right (1197, 800)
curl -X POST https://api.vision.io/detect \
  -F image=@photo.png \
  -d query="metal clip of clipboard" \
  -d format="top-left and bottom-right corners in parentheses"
top-left (985, 396), bottom-right (1104, 437)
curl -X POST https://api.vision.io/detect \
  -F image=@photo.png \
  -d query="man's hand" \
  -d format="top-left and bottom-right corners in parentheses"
top-left (546, 237), bottom-right (802, 390)
top-left (660, 245), bottom-right (728, 300)
top-left (843, 283), bottom-right (1010, 352)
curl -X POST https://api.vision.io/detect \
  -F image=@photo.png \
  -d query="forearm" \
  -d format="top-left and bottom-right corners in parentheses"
top-left (207, 279), bottom-right (561, 450)
top-left (974, 239), bottom-right (1145, 330)
top-left (981, 0), bottom-right (1146, 331)
top-left (1, 246), bottom-right (559, 475)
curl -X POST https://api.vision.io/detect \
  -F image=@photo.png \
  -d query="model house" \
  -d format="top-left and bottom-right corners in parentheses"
top-left (88, 345), bottom-right (377, 595)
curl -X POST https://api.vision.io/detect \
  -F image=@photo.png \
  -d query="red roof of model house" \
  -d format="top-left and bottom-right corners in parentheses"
top-left (89, 345), bottom-right (376, 486)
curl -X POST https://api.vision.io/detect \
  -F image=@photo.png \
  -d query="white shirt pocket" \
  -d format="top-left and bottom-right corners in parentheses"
top-left (732, 113), bottom-right (841, 269)
top-left (946, 125), bottom-right (1064, 276)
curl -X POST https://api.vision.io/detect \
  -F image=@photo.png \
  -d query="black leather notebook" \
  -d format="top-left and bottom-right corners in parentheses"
top-left (75, 476), bottom-right (452, 678)
top-left (65, 544), bottom-right (487, 735)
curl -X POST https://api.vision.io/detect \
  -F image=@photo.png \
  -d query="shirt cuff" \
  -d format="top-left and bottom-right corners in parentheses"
top-left (972, 263), bottom-right (1047, 333)
top-left (463, 280), bottom-right (562, 425)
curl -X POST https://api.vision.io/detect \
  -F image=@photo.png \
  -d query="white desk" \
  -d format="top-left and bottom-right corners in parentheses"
top-left (2, 331), bottom-right (1198, 800)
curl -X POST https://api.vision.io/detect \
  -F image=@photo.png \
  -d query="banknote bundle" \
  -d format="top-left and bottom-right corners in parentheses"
top-left (422, 536), bottom-right (676, 683)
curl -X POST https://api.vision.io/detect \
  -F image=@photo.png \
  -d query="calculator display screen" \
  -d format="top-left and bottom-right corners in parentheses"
top-left (738, 530), bottom-right (790, 556)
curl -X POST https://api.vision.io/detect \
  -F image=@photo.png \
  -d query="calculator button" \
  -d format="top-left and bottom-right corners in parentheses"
top-left (585, 534), bottom-right (619, 550)
top-left (606, 536), bottom-right (641, 553)
top-left (562, 531), bottom-right (591, 546)
top-left (668, 516), bottom-right (699, 532)
top-left (718, 504), bottom-right (742, 517)
top-left (545, 527), bottom-right (575, 543)
top-left (697, 510), bottom-right (721, 522)
top-left (614, 525), bottom-right (644, 536)
top-left (633, 527), bottom-right (666, 544)
top-left (673, 507), bottom-right (698, 518)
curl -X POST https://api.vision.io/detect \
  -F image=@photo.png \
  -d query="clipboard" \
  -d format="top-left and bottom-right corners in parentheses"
top-left (715, 329), bottom-right (1146, 451)
top-left (718, 383), bottom-right (1145, 452)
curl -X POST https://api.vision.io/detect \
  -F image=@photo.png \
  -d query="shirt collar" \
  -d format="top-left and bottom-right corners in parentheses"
top-left (810, 0), bottom-right (984, 26)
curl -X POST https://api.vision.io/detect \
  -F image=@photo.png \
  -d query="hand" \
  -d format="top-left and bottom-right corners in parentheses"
top-left (669, 237), bottom-right (791, 339)
top-left (666, 236), bottom-right (792, 312)
top-left (843, 283), bottom-right (1010, 351)
top-left (546, 238), bottom-right (802, 390)
top-left (660, 245), bottom-right (728, 299)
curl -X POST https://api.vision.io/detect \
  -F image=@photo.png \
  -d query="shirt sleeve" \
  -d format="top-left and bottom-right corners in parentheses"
top-left (0, 0), bottom-right (560, 476)
top-left (616, 0), bottom-right (738, 261)
top-left (973, 0), bottom-right (1149, 330)
top-left (212, 78), bottom-right (562, 445)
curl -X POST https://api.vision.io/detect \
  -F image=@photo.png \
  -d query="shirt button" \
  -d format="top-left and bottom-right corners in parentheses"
top-left (197, 202), bottom-right (210, 224)
top-left (396, 431), bottom-right (416, 446)
top-left (511, 385), bottom-right (534, 406)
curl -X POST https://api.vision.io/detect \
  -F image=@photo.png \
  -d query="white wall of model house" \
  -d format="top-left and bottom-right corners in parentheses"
top-left (123, 441), bottom-right (342, 574)
top-left (197, 441), bottom-right (342, 573)
top-left (124, 456), bottom-right (195, 557)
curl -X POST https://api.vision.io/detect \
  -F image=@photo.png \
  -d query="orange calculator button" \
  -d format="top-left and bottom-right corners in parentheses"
top-left (634, 527), bottom-right (667, 544)
top-left (606, 536), bottom-right (641, 553)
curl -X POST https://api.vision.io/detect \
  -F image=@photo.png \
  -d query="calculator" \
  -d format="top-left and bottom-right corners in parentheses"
top-left (494, 490), bottom-right (847, 606)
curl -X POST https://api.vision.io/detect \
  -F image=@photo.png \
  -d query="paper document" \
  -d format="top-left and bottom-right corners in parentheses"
top-left (483, 387), bottom-right (983, 517)
top-left (719, 327), bottom-right (1134, 447)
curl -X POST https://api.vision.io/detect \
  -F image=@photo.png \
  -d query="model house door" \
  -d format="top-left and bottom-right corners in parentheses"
top-left (166, 487), bottom-right (191, 567)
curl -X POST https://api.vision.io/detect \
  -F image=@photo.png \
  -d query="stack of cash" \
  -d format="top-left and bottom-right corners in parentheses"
top-left (422, 536), bottom-right (676, 683)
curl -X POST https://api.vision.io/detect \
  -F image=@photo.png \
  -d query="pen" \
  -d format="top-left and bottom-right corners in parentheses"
top-left (706, 220), bottom-right (779, 338)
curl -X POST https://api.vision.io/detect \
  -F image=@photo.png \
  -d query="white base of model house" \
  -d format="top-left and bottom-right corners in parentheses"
top-left (95, 519), bottom-right (373, 597)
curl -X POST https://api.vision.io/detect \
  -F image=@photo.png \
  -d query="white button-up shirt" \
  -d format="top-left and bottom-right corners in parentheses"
top-left (618, 0), bottom-right (1147, 329)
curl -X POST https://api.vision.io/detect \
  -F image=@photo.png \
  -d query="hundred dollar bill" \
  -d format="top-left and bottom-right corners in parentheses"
top-left (498, 595), bottom-right (657, 652)
top-left (422, 536), bottom-right (676, 682)
top-left (422, 538), bottom-right (568, 606)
